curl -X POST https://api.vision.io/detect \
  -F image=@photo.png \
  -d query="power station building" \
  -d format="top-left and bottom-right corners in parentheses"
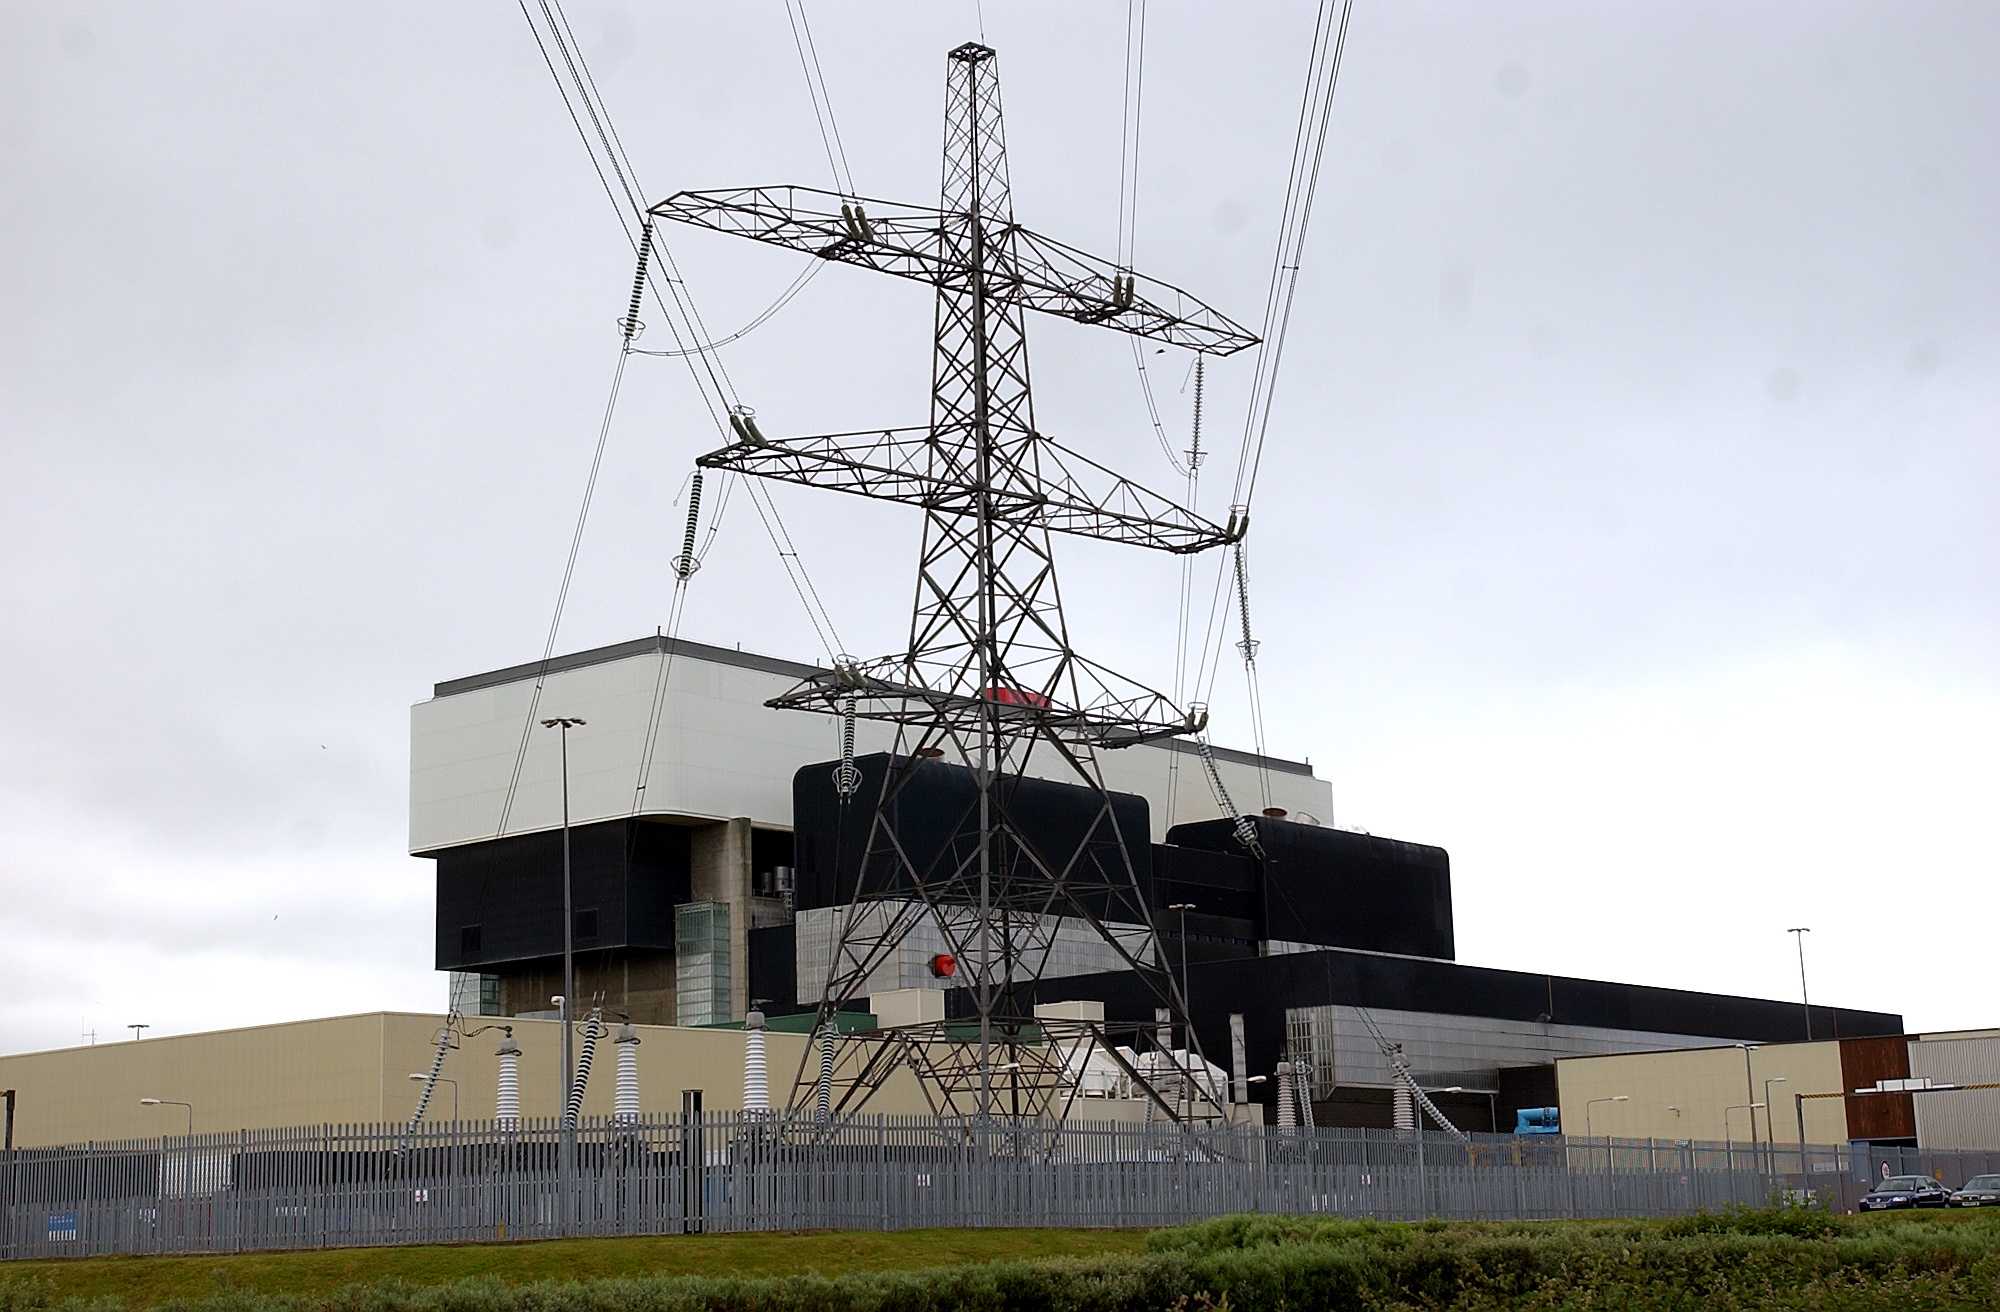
top-left (0, 634), bottom-right (1925, 1148)
top-left (413, 635), bottom-right (1907, 1135)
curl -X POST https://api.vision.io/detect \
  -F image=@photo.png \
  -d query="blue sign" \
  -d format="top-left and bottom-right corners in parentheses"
top-left (48, 1211), bottom-right (79, 1241)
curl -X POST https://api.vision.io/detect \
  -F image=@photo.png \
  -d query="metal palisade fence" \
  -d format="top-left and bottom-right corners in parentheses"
top-left (5, 1114), bottom-right (1998, 1259)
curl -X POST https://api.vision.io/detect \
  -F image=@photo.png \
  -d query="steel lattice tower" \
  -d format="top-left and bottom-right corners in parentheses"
top-left (655, 42), bottom-right (1257, 1122)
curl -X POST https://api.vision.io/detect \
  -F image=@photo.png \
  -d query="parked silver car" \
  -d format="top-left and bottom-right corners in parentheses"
top-left (1951, 1173), bottom-right (2000, 1207)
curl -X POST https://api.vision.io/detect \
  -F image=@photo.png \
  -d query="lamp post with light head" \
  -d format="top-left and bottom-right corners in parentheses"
top-left (410, 1072), bottom-right (459, 1123)
top-left (138, 1098), bottom-right (193, 1136)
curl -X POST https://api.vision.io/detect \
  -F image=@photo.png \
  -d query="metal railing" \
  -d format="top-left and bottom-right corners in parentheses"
top-left (5, 1114), bottom-right (1997, 1260)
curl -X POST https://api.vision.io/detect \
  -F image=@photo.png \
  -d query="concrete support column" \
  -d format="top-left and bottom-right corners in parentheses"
top-left (691, 817), bottom-right (754, 1018)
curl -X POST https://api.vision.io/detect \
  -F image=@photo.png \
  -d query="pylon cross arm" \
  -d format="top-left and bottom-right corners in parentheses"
top-left (695, 423), bottom-right (1240, 554)
top-left (650, 185), bottom-right (1261, 356)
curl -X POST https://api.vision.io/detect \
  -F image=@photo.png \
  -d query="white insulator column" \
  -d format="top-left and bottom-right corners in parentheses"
top-left (743, 1009), bottom-right (769, 1115)
top-left (1276, 1061), bottom-right (1297, 1131)
top-left (613, 1022), bottom-right (641, 1124)
top-left (495, 1033), bottom-right (521, 1131)
top-left (1393, 1082), bottom-right (1416, 1135)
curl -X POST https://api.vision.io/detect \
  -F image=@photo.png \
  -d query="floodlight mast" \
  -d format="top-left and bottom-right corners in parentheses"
top-left (655, 41), bottom-right (1258, 1124)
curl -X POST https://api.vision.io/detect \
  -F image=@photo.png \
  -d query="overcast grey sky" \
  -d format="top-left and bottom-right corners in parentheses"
top-left (3, 1), bottom-right (1995, 1056)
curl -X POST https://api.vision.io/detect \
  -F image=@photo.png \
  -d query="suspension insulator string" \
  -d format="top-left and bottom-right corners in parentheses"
top-left (834, 694), bottom-right (860, 799)
top-left (816, 1023), bottom-right (835, 1121)
top-left (564, 1007), bottom-right (603, 1129)
top-left (620, 222), bottom-right (654, 342)
top-left (1185, 355), bottom-right (1206, 471)
top-left (400, 1013), bottom-right (459, 1149)
top-left (1189, 710), bottom-right (1264, 858)
top-left (673, 471), bottom-right (704, 581)
top-left (832, 654), bottom-right (862, 800)
top-left (1233, 536), bottom-right (1258, 664)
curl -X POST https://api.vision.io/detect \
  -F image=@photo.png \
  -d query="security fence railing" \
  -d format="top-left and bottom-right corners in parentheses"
top-left (4, 1114), bottom-right (1997, 1260)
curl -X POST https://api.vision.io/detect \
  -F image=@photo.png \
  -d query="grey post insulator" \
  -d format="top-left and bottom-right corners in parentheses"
top-left (743, 1010), bottom-right (769, 1114)
top-left (495, 1034), bottom-right (522, 1131)
top-left (613, 1023), bottom-right (641, 1125)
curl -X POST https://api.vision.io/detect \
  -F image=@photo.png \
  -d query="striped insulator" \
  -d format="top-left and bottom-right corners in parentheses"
top-left (1185, 354), bottom-right (1206, 469)
top-left (815, 1025), bottom-right (834, 1121)
top-left (564, 1009), bottom-right (602, 1129)
top-left (743, 1010), bottom-right (769, 1115)
top-left (1276, 1061), bottom-right (1297, 1131)
top-left (621, 223), bottom-right (653, 341)
top-left (1293, 1061), bottom-right (1316, 1131)
top-left (613, 1023), bottom-right (641, 1125)
top-left (1233, 540), bottom-right (1259, 662)
top-left (494, 1035), bottom-right (521, 1131)
top-left (1195, 737), bottom-right (1266, 858)
top-left (832, 696), bottom-right (860, 799)
top-left (673, 471), bottom-right (703, 580)
top-left (1393, 1082), bottom-right (1416, 1135)
top-left (403, 1024), bottom-right (453, 1142)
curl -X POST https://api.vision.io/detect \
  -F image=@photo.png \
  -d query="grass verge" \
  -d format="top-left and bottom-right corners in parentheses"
top-left (0, 1208), bottom-right (1994, 1310)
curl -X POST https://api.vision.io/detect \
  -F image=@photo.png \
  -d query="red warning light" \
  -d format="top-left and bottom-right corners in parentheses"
top-left (929, 952), bottom-right (958, 979)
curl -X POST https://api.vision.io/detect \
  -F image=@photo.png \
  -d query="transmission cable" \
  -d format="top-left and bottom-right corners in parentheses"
top-left (493, 345), bottom-right (634, 837)
top-left (1186, 0), bottom-right (1354, 822)
top-left (784, 0), bottom-right (856, 196)
top-left (498, 0), bottom-right (851, 838)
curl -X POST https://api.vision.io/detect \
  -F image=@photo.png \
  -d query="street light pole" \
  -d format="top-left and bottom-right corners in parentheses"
top-left (1584, 1094), bottom-right (1629, 1140)
top-left (1737, 1044), bottom-right (1759, 1160)
top-left (1166, 902), bottom-right (1195, 1121)
top-left (138, 1098), bottom-right (193, 1136)
top-left (409, 1073), bottom-right (459, 1123)
top-left (1788, 928), bottom-right (1813, 1040)
top-left (541, 715), bottom-right (585, 1231)
top-left (1725, 1102), bottom-right (1765, 1181)
top-left (1763, 1077), bottom-right (1789, 1176)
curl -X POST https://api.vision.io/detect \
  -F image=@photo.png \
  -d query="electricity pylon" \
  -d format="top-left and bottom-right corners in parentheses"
top-left (655, 41), bottom-right (1257, 1122)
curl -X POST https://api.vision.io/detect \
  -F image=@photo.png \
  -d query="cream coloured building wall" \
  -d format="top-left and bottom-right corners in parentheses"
top-left (0, 1012), bottom-right (934, 1149)
top-left (1907, 1033), bottom-right (2000, 1150)
top-left (1555, 1041), bottom-right (1851, 1147)
top-left (410, 640), bottom-right (1332, 853)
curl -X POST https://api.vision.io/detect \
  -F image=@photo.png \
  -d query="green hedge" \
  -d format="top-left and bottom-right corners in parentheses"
top-left (4, 1210), bottom-right (1997, 1312)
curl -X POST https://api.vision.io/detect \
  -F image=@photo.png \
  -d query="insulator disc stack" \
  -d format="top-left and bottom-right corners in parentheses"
top-left (673, 471), bottom-right (704, 580)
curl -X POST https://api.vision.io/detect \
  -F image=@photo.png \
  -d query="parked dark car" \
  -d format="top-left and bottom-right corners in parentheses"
top-left (1951, 1174), bottom-right (2000, 1207)
top-left (1860, 1175), bottom-right (1952, 1210)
